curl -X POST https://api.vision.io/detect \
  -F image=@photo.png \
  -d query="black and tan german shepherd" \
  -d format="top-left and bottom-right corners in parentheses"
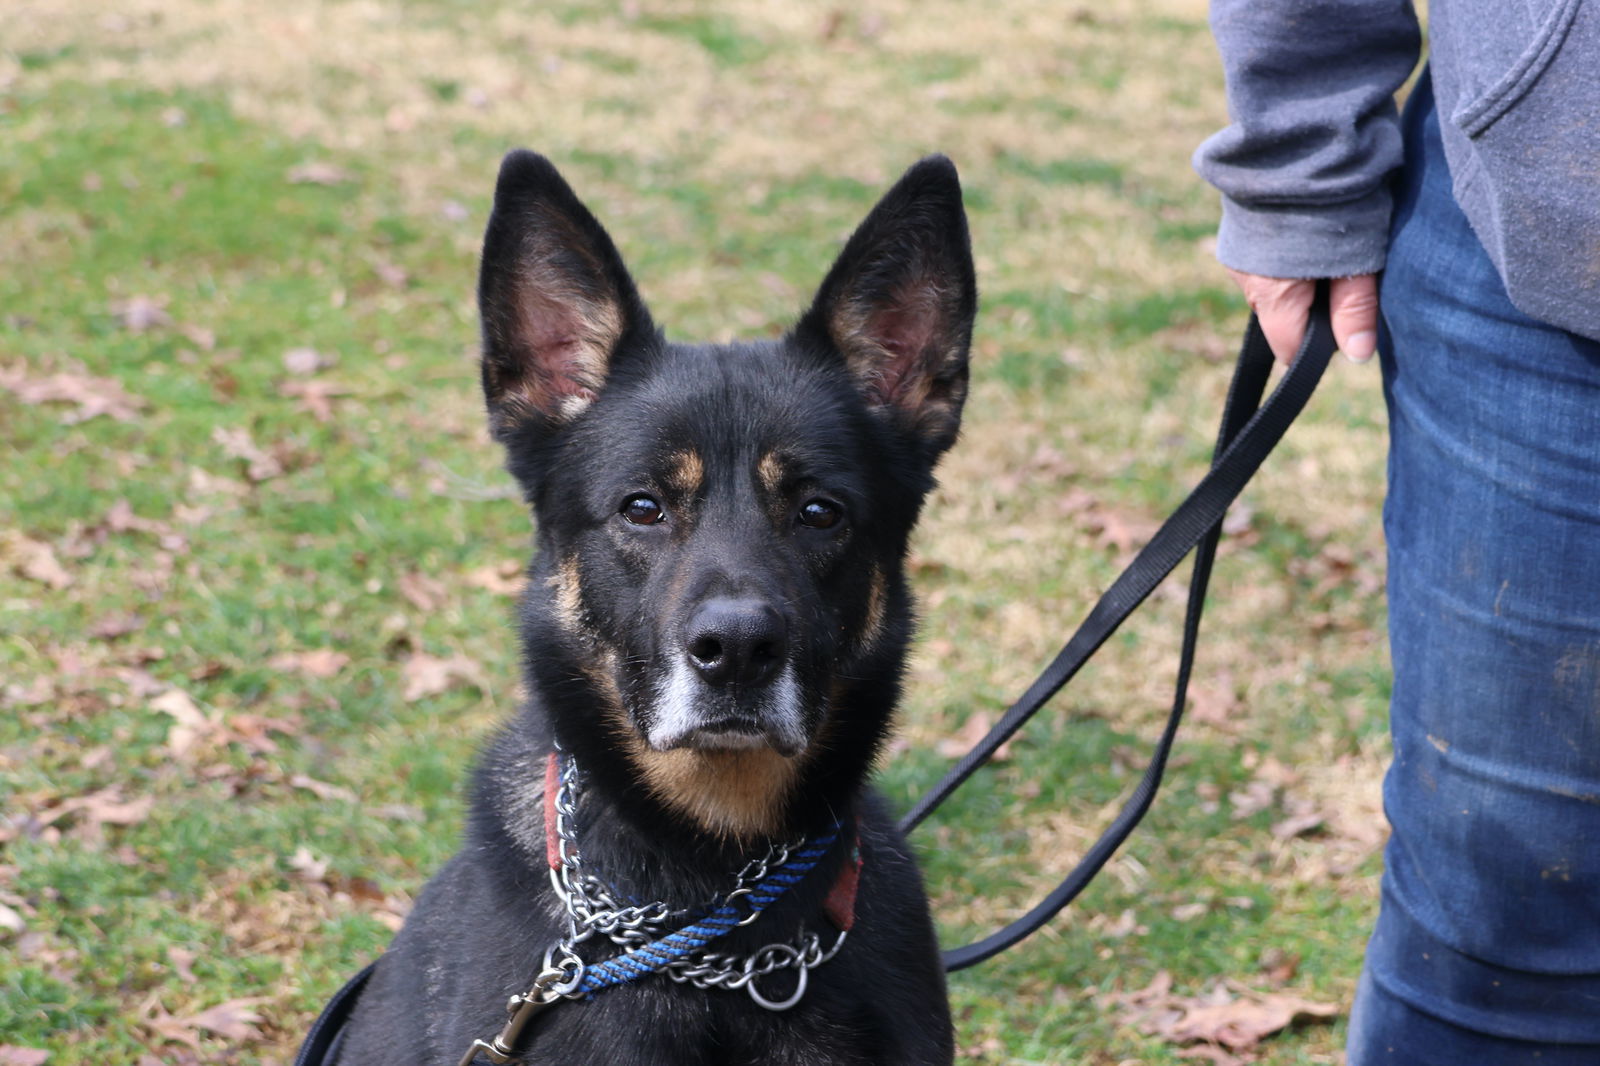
top-left (333, 151), bottom-right (975, 1065)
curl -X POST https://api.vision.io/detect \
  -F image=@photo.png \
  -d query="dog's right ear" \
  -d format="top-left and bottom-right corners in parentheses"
top-left (478, 151), bottom-right (654, 440)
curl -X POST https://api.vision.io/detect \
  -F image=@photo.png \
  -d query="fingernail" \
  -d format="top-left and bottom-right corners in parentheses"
top-left (1344, 331), bottom-right (1376, 363)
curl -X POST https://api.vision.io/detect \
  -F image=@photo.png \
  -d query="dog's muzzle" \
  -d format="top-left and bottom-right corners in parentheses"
top-left (646, 597), bottom-right (807, 755)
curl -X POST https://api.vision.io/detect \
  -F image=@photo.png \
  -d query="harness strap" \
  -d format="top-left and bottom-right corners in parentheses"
top-left (903, 290), bottom-right (1336, 970)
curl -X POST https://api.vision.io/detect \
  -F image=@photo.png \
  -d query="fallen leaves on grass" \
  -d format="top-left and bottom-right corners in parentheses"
top-left (286, 161), bottom-right (351, 185)
top-left (278, 377), bottom-right (352, 422)
top-left (288, 846), bottom-right (408, 930)
top-left (281, 346), bottom-right (330, 375)
top-left (466, 560), bottom-right (526, 597)
top-left (0, 531), bottom-right (73, 589)
top-left (23, 787), bottom-right (155, 845)
top-left (150, 688), bottom-right (301, 760)
top-left (269, 648), bottom-right (350, 679)
top-left (0, 362), bottom-right (147, 423)
top-left (211, 425), bottom-right (285, 482)
top-left (397, 570), bottom-right (449, 613)
top-left (936, 709), bottom-right (1014, 762)
top-left (110, 294), bottom-right (172, 332)
top-left (0, 1048), bottom-right (50, 1066)
top-left (145, 996), bottom-right (271, 1048)
top-left (151, 688), bottom-right (213, 757)
top-left (289, 774), bottom-right (356, 803)
top-left (1100, 971), bottom-right (1340, 1061)
top-left (401, 651), bottom-right (486, 702)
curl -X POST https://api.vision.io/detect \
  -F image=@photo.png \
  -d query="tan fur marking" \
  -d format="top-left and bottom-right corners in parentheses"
top-left (626, 743), bottom-right (803, 840)
top-left (757, 451), bottom-right (786, 497)
top-left (859, 564), bottom-right (889, 650)
top-left (549, 555), bottom-right (585, 636)
top-left (665, 449), bottom-right (705, 498)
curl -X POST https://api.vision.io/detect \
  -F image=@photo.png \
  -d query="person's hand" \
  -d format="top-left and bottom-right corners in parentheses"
top-left (1224, 269), bottom-right (1379, 367)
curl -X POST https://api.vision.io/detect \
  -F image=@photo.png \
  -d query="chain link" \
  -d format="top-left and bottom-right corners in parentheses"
top-left (547, 756), bottom-right (845, 1008)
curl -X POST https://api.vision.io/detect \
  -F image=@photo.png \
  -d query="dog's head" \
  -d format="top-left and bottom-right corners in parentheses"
top-left (479, 152), bottom-right (975, 839)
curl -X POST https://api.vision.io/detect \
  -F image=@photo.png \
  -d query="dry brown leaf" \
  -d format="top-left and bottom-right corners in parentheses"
top-left (1187, 672), bottom-right (1238, 729)
top-left (1173, 1046), bottom-right (1247, 1065)
top-left (0, 901), bottom-right (29, 934)
top-left (226, 713), bottom-right (300, 755)
top-left (270, 649), bottom-right (350, 679)
top-left (281, 347), bottom-right (328, 375)
top-left (1258, 948), bottom-right (1301, 987)
top-left (372, 258), bottom-right (409, 288)
top-left (187, 465), bottom-right (250, 498)
top-left (0, 531), bottom-right (73, 589)
top-left (211, 425), bottom-right (284, 482)
top-left (400, 651), bottom-right (485, 702)
top-left (0, 1048), bottom-right (50, 1066)
top-left (466, 561), bottom-right (526, 596)
top-left (1101, 973), bottom-right (1339, 1053)
top-left (290, 774), bottom-right (356, 803)
top-left (110, 295), bottom-right (172, 332)
top-left (286, 161), bottom-right (351, 185)
top-left (397, 571), bottom-right (448, 612)
top-left (150, 688), bottom-right (213, 756)
top-left (278, 378), bottom-right (351, 422)
top-left (40, 788), bottom-right (155, 835)
top-left (289, 845), bottom-right (329, 882)
top-left (178, 323), bottom-right (217, 351)
top-left (151, 996), bottom-right (271, 1046)
top-left (1167, 991), bottom-right (1339, 1050)
top-left (936, 709), bottom-right (1014, 762)
top-left (90, 613), bottom-right (144, 640)
top-left (1228, 778), bottom-right (1277, 820)
top-left (1087, 505), bottom-right (1161, 561)
top-left (1271, 811), bottom-right (1327, 840)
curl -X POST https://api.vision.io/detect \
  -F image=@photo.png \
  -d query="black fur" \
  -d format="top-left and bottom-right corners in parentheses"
top-left (334, 152), bottom-right (976, 1065)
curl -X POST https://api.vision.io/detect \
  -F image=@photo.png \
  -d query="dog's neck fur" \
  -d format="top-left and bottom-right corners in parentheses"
top-left (471, 703), bottom-right (857, 946)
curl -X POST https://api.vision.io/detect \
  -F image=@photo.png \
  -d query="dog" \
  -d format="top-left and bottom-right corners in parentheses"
top-left (331, 150), bottom-right (976, 1065)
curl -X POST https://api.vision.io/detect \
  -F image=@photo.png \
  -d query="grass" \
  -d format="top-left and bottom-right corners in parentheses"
top-left (0, 1), bottom-right (1390, 1062)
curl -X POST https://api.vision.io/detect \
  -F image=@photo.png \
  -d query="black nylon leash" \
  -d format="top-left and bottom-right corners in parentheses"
top-left (904, 287), bottom-right (1337, 972)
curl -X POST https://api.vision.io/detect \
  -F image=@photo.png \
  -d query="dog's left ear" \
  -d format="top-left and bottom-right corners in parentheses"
top-left (796, 155), bottom-right (977, 461)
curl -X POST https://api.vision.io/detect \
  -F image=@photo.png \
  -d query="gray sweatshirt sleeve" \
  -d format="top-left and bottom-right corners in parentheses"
top-left (1194, 0), bottom-right (1423, 279)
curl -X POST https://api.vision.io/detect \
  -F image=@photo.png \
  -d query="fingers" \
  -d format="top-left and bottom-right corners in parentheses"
top-left (1329, 273), bottom-right (1379, 363)
top-left (1224, 269), bottom-right (1382, 366)
top-left (1224, 268), bottom-right (1315, 366)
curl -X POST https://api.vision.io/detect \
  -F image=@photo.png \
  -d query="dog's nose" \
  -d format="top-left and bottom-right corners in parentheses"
top-left (685, 598), bottom-right (787, 688)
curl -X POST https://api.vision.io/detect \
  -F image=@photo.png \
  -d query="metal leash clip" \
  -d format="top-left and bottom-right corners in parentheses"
top-left (456, 953), bottom-right (584, 1066)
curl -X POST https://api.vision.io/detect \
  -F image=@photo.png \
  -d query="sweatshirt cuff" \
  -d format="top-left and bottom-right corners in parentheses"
top-left (1214, 187), bottom-right (1394, 280)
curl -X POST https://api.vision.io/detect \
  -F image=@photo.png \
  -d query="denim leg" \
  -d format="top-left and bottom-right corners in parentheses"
top-left (1346, 76), bottom-right (1600, 1064)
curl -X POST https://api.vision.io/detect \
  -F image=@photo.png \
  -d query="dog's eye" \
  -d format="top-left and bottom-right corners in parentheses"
top-left (621, 494), bottom-right (666, 525)
top-left (796, 499), bottom-right (842, 530)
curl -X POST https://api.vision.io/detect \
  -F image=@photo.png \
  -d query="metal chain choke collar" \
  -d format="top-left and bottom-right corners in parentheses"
top-left (460, 755), bottom-right (847, 1066)
top-left (548, 756), bottom-right (847, 1007)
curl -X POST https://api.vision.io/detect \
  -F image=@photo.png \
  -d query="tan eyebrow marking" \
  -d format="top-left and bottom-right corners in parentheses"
top-left (665, 449), bottom-right (705, 498)
top-left (757, 450), bottom-right (786, 496)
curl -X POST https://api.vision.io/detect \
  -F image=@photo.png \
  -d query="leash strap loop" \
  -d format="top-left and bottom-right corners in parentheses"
top-left (903, 288), bottom-right (1337, 971)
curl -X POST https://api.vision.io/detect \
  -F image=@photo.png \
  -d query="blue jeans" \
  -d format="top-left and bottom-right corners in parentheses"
top-left (1346, 76), bottom-right (1600, 1063)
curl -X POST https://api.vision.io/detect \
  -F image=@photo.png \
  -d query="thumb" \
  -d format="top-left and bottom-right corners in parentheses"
top-left (1329, 274), bottom-right (1380, 364)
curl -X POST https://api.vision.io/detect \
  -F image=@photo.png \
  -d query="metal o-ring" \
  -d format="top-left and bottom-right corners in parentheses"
top-left (743, 945), bottom-right (806, 1011)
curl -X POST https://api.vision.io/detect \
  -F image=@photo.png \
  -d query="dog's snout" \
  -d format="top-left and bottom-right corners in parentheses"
top-left (685, 598), bottom-right (786, 688)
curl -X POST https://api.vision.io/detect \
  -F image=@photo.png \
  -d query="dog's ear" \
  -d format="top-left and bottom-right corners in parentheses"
top-left (796, 155), bottom-right (976, 461)
top-left (478, 150), bottom-right (654, 439)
